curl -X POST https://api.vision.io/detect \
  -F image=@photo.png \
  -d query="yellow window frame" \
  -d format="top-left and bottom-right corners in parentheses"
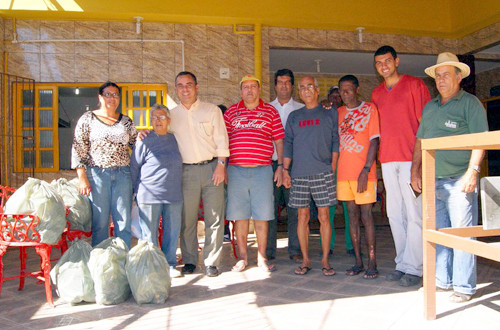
top-left (122, 84), bottom-right (168, 129)
top-left (15, 85), bottom-right (59, 173)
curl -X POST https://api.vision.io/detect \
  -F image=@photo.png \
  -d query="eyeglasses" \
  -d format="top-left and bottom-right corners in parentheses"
top-left (102, 92), bottom-right (120, 98)
top-left (298, 84), bottom-right (317, 92)
top-left (152, 115), bottom-right (167, 120)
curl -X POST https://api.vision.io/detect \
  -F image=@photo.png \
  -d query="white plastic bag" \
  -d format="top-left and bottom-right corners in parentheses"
top-left (88, 237), bottom-right (130, 305)
top-left (50, 178), bottom-right (92, 232)
top-left (50, 239), bottom-right (95, 304)
top-left (126, 239), bottom-right (170, 305)
top-left (4, 178), bottom-right (66, 244)
top-left (131, 201), bottom-right (142, 239)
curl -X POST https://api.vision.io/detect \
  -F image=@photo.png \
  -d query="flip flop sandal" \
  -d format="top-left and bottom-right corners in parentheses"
top-left (232, 260), bottom-right (247, 272)
top-left (449, 292), bottom-right (472, 303)
top-left (258, 262), bottom-right (277, 273)
top-left (345, 265), bottom-right (365, 276)
top-left (294, 266), bottom-right (312, 275)
top-left (322, 267), bottom-right (336, 276)
top-left (363, 269), bottom-right (379, 279)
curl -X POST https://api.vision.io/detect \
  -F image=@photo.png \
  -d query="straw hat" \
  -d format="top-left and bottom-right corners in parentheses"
top-left (424, 52), bottom-right (470, 79)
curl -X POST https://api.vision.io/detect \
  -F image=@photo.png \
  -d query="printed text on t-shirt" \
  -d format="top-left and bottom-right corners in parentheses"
top-left (299, 119), bottom-right (320, 127)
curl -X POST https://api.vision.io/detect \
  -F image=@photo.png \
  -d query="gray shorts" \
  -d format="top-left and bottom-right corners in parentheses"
top-left (226, 165), bottom-right (274, 221)
top-left (289, 171), bottom-right (337, 209)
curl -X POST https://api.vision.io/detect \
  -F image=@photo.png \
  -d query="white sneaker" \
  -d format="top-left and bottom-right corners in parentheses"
top-left (170, 267), bottom-right (182, 278)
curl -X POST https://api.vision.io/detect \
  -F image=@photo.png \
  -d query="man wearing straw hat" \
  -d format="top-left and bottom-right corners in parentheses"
top-left (411, 52), bottom-right (488, 303)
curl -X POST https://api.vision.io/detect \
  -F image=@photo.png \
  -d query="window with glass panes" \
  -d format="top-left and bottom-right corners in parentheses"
top-left (122, 85), bottom-right (167, 129)
top-left (15, 86), bottom-right (59, 172)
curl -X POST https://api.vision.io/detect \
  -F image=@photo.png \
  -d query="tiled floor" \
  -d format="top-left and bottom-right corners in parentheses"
top-left (1, 217), bottom-right (499, 330)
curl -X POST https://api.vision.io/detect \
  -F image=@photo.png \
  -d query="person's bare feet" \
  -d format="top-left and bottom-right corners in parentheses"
top-left (294, 265), bottom-right (312, 275)
top-left (258, 262), bottom-right (276, 273)
top-left (322, 267), bottom-right (336, 276)
top-left (321, 261), bottom-right (335, 276)
top-left (232, 260), bottom-right (247, 272)
top-left (363, 268), bottom-right (379, 279)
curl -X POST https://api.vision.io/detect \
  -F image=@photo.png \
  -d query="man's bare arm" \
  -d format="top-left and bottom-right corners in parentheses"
top-left (411, 139), bottom-right (422, 193)
top-left (358, 137), bottom-right (379, 193)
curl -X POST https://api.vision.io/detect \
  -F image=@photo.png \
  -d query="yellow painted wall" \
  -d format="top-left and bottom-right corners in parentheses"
top-left (452, 0), bottom-right (500, 37)
top-left (1, 0), bottom-right (498, 38)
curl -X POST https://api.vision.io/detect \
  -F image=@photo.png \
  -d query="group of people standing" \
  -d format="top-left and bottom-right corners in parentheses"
top-left (71, 44), bottom-right (487, 303)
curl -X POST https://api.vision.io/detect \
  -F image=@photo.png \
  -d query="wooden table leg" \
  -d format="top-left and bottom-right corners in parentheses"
top-left (423, 238), bottom-right (436, 320)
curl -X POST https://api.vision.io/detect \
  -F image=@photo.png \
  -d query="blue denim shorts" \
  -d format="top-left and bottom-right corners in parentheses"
top-left (226, 165), bottom-right (274, 221)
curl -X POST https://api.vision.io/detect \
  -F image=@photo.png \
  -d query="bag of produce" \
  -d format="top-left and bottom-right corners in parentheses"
top-left (50, 178), bottom-right (92, 232)
top-left (88, 237), bottom-right (130, 305)
top-left (50, 239), bottom-right (95, 304)
top-left (126, 239), bottom-right (170, 305)
top-left (4, 178), bottom-right (66, 244)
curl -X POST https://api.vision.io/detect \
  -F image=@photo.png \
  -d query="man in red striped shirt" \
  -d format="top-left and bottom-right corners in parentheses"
top-left (224, 74), bottom-right (285, 273)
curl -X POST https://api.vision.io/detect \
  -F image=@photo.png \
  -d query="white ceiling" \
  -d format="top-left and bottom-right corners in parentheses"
top-left (270, 45), bottom-right (500, 77)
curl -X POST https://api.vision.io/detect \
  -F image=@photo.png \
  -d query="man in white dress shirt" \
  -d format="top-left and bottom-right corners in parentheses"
top-left (267, 69), bottom-right (304, 262)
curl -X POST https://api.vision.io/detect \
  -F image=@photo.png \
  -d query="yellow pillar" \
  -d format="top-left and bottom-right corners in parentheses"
top-left (233, 24), bottom-right (262, 95)
top-left (2, 52), bottom-right (8, 185)
top-left (253, 23), bottom-right (262, 84)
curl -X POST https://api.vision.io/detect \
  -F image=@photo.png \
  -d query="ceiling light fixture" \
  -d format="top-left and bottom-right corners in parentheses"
top-left (314, 59), bottom-right (322, 73)
top-left (134, 17), bottom-right (143, 34)
top-left (356, 27), bottom-right (365, 43)
top-left (75, 87), bottom-right (80, 95)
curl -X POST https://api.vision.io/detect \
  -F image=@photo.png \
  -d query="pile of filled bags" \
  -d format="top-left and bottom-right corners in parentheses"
top-left (2, 177), bottom-right (92, 244)
top-left (51, 237), bottom-right (171, 305)
top-left (4, 178), bottom-right (69, 244)
top-left (3, 177), bottom-right (170, 305)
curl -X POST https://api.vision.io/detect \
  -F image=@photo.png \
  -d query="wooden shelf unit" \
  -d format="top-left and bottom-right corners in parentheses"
top-left (421, 130), bottom-right (500, 320)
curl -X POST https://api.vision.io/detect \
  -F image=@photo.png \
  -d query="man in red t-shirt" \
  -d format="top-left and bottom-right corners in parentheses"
top-left (224, 75), bottom-right (285, 273)
top-left (337, 75), bottom-right (380, 279)
top-left (371, 45), bottom-right (431, 287)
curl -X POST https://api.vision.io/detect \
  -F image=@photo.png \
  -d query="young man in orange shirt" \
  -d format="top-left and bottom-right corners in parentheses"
top-left (337, 75), bottom-right (380, 279)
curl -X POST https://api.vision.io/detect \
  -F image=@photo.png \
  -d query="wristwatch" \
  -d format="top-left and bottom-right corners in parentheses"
top-left (469, 165), bottom-right (480, 173)
top-left (217, 160), bottom-right (225, 166)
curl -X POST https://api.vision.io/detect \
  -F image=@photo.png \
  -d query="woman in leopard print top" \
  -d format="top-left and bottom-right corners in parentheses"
top-left (71, 81), bottom-right (137, 247)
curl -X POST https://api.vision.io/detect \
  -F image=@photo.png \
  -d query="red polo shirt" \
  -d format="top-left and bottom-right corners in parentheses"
top-left (371, 74), bottom-right (430, 163)
top-left (224, 99), bottom-right (284, 166)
